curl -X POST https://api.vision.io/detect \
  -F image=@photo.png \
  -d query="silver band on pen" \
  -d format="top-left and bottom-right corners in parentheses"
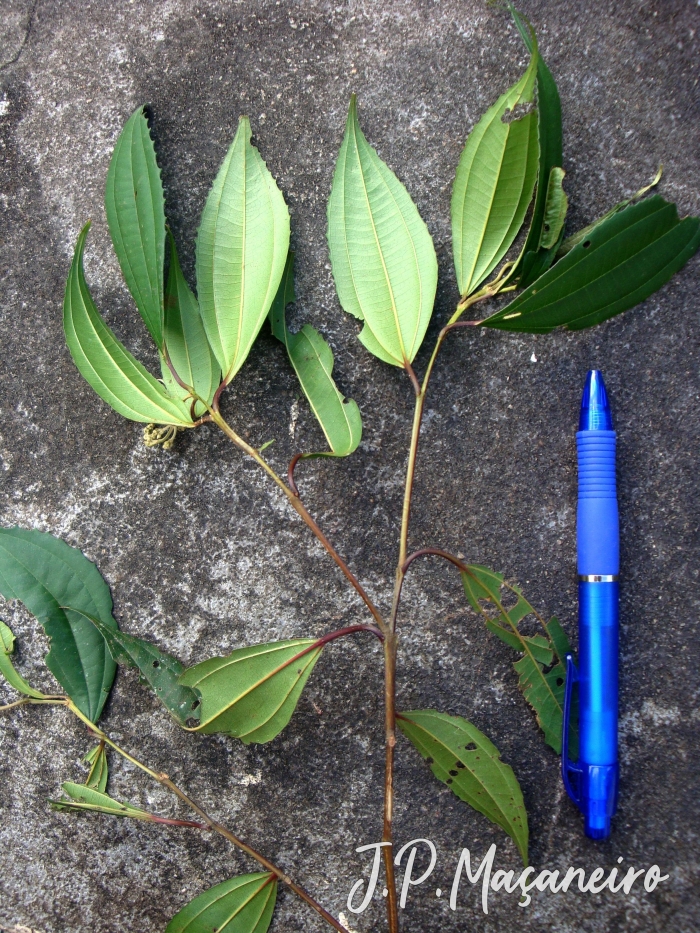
top-left (578, 574), bottom-right (618, 583)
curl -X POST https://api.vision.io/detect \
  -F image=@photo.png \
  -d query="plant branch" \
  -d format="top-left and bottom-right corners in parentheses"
top-left (22, 698), bottom-right (349, 933)
top-left (0, 696), bottom-right (66, 712)
top-left (379, 274), bottom-right (510, 931)
top-left (401, 546), bottom-right (469, 576)
top-left (382, 632), bottom-right (399, 933)
top-left (206, 405), bottom-right (387, 635)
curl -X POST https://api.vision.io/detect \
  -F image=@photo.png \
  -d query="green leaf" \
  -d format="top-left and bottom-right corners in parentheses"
top-left (105, 105), bottom-right (166, 348)
top-left (507, 5), bottom-right (565, 288)
top-left (0, 527), bottom-right (118, 721)
top-left (196, 117), bottom-right (290, 386)
top-left (0, 619), bottom-right (47, 698)
top-left (327, 95), bottom-right (438, 367)
top-left (166, 873), bottom-right (277, 933)
top-left (79, 612), bottom-right (201, 727)
top-left (461, 565), bottom-right (573, 754)
top-left (538, 167), bottom-right (568, 249)
top-left (269, 253), bottom-right (362, 457)
top-left (557, 165), bottom-right (663, 258)
top-left (179, 639), bottom-right (322, 744)
top-left (64, 223), bottom-right (194, 426)
top-left (451, 32), bottom-right (539, 297)
top-left (397, 710), bottom-right (528, 865)
top-left (482, 195), bottom-right (700, 332)
top-left (52, 782), bottom-right (153, 820)
top-left (161, 232), bottom-right (221, 418)
top-left (83, 743), bottom-right (109, 793)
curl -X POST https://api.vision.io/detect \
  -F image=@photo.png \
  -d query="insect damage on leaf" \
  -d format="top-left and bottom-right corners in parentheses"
top-left (461, 565), bottom-right (575, 755)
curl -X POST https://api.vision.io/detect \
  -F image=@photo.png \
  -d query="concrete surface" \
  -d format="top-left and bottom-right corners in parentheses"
top-left (0, 1), bottom-right (699, 931)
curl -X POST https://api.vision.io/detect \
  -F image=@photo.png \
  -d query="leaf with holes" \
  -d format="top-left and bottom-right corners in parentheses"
top-left (161, 232), bottom-right (220, 418)
top-left (64, 224), bottom-right (194, 426)
top-left (397, 710), bottom-right (528, 865)
top-left (179, 639), bottom-right (322, 744)
top-left (482, 195), bottom-right (700, 332)
top-left (83, 743), bottom-right (109, 793)
top-left (556, 166), bottom-right (662, 258)
top-left (51, 782), bottom-right (154, 820)
top-left (461, 564), bottom-right (574, 754)
top-left (506, 5), bottom-right (565, 288)
top-left (451, 28), bottom-right (539, 298)
top-left (0, 527), bottom-right (117, 721)
top-left (105, 105), bottom-right (166, 348)
top-left (269, 253), bottom-right (362, 457)
top-left (327, 95), bottom-right (438, 368)
top-left (0, 619), bottom-right (47, 698)
top-left (196, 117), bottom-right (290, 386)
top-left (166, 873), bottom-right (277, 933)
top-left (79, 612), bottom-right (201, 727)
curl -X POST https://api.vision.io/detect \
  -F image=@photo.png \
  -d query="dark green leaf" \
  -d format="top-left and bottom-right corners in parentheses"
top-left (0, 619), bottom-right (47, 698)
top-left (482, 195), bottom-right (700, 332)
top-left (179, 639), bottom-right (322, 744)
top-left (507, 5), bottom-right (565, 288)
top-left (105, 105), bottom-right (166, 348)
top-left (83, 743), bottom-right (109, 793)
top-left (161, 232), bottom-right (221, 418)
top-left (52, 782), bottom-right (152, 820)
top-left (196, 117), bottom-right (290, 385)
top-left (64, 224), bottom-right (194, 426)
top-left (397, 710), bottom-right (528, 865)
top-left (0, 527), bottom-right (117, 721)
top-left (79, 613), bottom-right (200, 727)
top-left (461, 565), bottom-right (574, 754)
top-left (451, 30), bottom-right (539, 297)
top-left (269, 253), bottom-right (362, 457)
top-left (166, 873), bottom-right (277, 933)
top-left (327, 95), bottom-right (438, 367)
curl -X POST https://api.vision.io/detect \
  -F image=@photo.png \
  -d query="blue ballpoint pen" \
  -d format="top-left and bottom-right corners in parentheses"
top-left (562, 370), bottom-right (619, 839)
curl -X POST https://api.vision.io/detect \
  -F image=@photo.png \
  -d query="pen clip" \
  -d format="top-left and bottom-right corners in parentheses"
top-left (561, 652), bottom-right (583, 809)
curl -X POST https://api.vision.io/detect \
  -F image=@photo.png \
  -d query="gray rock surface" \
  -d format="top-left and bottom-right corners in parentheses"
top-left (1, 0), bottom-right (699, 931)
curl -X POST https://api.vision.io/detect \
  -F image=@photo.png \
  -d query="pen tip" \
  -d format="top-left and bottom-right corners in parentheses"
top-left (579, 370), bottom-right (613, 431)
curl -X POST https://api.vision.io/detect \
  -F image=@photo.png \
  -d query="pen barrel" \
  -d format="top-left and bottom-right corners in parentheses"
top-left (576, 428), bottom-right (619, 839)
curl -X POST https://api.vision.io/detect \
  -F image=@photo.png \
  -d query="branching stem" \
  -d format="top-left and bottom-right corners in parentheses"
top-left (1, 697), bottom-right (349, 933)
top-left (206, 405), bottom-right (387, 635)
top-left (381, 276), bottom-right (507, 932)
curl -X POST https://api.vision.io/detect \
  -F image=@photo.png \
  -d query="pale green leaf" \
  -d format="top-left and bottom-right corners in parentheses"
top-left (397, 709), bottom-right (528, 865)
top-left (64, 223), bottom-right (193, 426)
top-left (461, 565), bottom-right (573, 754)
top-left (161, 232), bottom-right (221, 418)
top-left (52, 782), bottom-right (153, 820)
top-left (451, 33), bottom-right (539, 297)
top-left (179, 639), bottom-right (322, 744)
top-left (196, 117), bottom-right (290, 385)
top-left (482, 195), bottom-right (700, 333)
top-left (0, 619), bottom-right (47, 698)
top-left (166, 873), bottom-right (277, 933)
top-left (327, 95), bottom-right (438, 367)
top-left (79, 612), bottom-right (201, 727)
top-left (269, 253), bottom-right (362, 457)
top-left (0, 527), bottom-right (118, 721)
top-left (83, 743), bottom-right (109, 793)
top-left (538, 167), bottom-right (568, 248)
top-left (105, 105), bottom-right (166, 347)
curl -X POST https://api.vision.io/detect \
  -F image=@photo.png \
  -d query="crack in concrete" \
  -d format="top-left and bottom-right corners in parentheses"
top-left (0, 0), bottom-right (39, 73)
